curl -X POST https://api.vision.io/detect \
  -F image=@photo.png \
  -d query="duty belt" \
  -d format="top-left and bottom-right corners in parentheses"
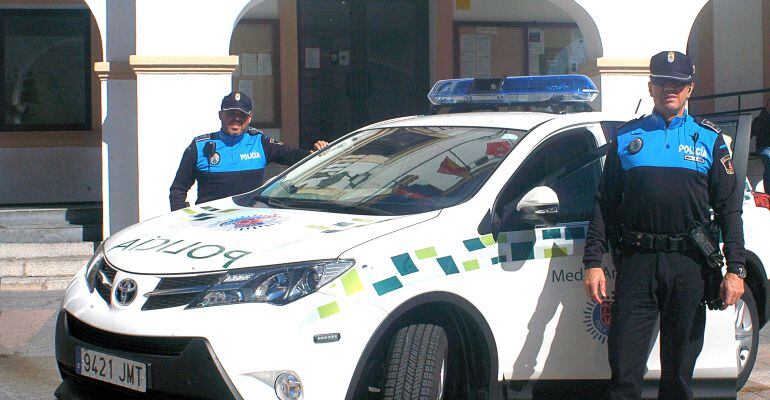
top-left (621, 228), bottom-right (691, 252)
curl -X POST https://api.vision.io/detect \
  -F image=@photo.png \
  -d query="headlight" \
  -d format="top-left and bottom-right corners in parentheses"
top-left (85, 242), bottom-right (107, 292)
top-left (187, 259), bottom-right (355, 309)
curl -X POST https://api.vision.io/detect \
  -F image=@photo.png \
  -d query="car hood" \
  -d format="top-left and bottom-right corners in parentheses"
top-left (104, 198), bottom-right (439, 275)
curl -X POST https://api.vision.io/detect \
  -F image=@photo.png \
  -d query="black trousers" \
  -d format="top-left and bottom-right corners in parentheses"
top-left (608, 250), bottom-right (707, 400)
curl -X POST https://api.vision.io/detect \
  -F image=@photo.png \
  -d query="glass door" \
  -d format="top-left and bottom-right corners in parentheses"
top-left (298, 0), bottom-right (429, 148)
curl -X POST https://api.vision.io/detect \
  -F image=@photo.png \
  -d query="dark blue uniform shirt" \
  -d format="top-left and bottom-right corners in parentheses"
top-left (169, 128), bottom-right (310, 211)
top-left (584, 111), bottom-right (745, 269)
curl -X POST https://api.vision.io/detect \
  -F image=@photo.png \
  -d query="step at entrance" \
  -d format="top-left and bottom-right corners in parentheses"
top-left (0, 203), bottom-right (102, 290)
top-left (0, 203), bottom-right (102, 243)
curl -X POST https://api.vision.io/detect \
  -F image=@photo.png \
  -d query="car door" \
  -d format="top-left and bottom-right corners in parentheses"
top-left (492, 125), bottom-right (615, 383)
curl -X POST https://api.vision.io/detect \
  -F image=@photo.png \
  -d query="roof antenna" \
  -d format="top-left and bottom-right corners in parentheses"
top-left (634, 98), bottom-right (642, 114)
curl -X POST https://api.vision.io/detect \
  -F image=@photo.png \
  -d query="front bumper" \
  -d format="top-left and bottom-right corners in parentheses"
top-left (54, 311), bottom-right (242, 400)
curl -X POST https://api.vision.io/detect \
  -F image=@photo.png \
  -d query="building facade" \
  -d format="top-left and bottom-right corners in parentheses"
top-left (1, 0), bottom-right (768, 237)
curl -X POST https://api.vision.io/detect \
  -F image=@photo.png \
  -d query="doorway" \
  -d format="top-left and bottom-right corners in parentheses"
top-left (298, 0), bottom-right (429, 148)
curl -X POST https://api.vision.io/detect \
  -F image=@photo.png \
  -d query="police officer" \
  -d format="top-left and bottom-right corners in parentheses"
top-left (169, 92), bottom-right (328, 211)
top-left (583, 51), bottom-right (746, 400)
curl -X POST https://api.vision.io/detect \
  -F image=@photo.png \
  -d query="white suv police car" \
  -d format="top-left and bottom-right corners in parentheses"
top-left (54, 75), bottom-right (770, 400)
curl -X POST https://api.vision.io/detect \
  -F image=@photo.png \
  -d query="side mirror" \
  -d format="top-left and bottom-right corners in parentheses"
top-left (516, 186), bottom-right (559, 226)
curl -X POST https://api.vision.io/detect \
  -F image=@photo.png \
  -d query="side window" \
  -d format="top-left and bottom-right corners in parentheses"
top-left (497, 128), bottom-right (598, 230)
top-left (546, 152), bottom-right (605, 224)
top-left (600, 121), bottom-right (623, 143)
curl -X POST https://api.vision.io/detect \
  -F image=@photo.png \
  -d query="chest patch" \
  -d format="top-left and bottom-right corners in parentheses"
top-left (627, 138), bottom-right (643, 154)
top-left (683, 155), bottom-right (705, 164)
top-left (208, 152), bottom-right (220, 165)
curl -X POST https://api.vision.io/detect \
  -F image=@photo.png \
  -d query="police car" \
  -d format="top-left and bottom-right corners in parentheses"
top-left (54, 75), bottom-right (770, 400)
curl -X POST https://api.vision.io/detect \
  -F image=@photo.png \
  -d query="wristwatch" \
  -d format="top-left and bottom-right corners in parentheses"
top-left (726, 266), bottom-right (747, 279)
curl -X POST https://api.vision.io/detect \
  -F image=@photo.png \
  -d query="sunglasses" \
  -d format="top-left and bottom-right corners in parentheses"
top-left (222, 110), bottom-right (250, 118)
top-left (651, 78), bottom-right (690, 91)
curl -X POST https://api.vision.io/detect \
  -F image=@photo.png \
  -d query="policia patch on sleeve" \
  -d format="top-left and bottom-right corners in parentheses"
top-left (720, 155), bottom-right (734, 174)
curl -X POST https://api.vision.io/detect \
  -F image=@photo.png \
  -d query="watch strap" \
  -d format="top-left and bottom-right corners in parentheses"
top-left (726, 266), bottom-right (747, 278)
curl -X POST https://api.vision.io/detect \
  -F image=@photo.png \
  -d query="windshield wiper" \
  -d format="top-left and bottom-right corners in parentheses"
top-left (256, 195), bottom-right (292, 209)
top-left (340, 204), bottom-right (394, 216)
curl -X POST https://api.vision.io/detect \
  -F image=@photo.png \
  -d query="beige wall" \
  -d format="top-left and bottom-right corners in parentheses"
top-left (434, 0), bottom-right (454, 81)
top-left (231, 20), bottom-right (279, 127)
top-left (765, 0), bottom-right (769, 105)
top-left (0, 1), bottom-right (102, 148)
top-left (278, 0), bottom-right (299, 148)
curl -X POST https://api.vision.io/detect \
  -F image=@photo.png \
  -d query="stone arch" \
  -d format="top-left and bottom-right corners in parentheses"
top-left (83, 0), bottom-right (107, 61)
top-left (232, 0), bottom-right (273, 32)
top-left (688, 0), bottom-right (766, 116)
top-left (544, 0), bottom-right (603, 60)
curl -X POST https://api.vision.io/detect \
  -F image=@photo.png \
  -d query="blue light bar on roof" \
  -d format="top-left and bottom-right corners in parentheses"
top-left (428, 75), bottom-right (599, 106)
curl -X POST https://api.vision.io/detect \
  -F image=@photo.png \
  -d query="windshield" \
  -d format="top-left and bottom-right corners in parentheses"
top-left (234, 126), bottom-right (525, 215)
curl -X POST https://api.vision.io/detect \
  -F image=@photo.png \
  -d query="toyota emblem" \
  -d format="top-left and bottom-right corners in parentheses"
top-left (114, 279), bottom-right (138, 306)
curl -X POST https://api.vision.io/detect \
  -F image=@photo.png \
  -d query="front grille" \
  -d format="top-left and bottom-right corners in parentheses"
top-left (155, 274), bottom-right (224, 291)
top-left (142, 273), bottom-right (225, 311)
top-left (94, 261), bottom-right (118, 304)
top-left (142, 292), bottom-right (200, 311)
top-left (67, 313), bottom-right (191, 356)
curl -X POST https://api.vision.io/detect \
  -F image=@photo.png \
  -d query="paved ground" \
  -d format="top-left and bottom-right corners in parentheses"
top-left (1, 290), bottom-right (770, 399)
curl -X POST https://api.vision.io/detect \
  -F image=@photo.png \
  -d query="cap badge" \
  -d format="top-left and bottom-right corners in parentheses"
top-left (667, 51), bottom-right (675, 63)
top-left (628, 138), bottom-right (644, 154)
top-left (235, 92), bottom-right (241, 101)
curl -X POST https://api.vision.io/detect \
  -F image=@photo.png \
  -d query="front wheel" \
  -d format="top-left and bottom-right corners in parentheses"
top-left (736, 286), bottom-right (759, 389)
top-left (383, 324), bottom-right (448, 400)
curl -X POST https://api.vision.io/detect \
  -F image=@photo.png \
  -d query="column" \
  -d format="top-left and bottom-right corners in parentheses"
top-left (95, 62), bottom-right (138, 237)
top-left (131, 56), bottom-right (238, 221)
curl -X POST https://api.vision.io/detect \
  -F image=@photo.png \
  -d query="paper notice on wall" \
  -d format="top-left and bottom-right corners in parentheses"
top-left (241, 53), bottom-right (258, 76)
top-left (475, 34), bottom-right (491, 77)
top-left (305, 47), bottom-right (320, 69)
top-left (460, 34), bottom-right (476, 77)
top-left (237, 79), bottom-right (254, 100)
top-left (257, 53), bottom-right (272, 76)
top-left (529, 54), bottom-right (541, 75)
top-left (338, 50), bottom-right (350, 66)
top-left (570, 30), bottom-right (587, 67)
top-left (456, 0), bottom-right (471, 11)
top-left (528, 27), bottom-right (545, 55)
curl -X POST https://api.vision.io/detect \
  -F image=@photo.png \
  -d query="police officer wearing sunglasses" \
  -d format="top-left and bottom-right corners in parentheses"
top-left (170, 92), bottom-right (328, 211)
top-left (583, 51), bottom-right (746, 399)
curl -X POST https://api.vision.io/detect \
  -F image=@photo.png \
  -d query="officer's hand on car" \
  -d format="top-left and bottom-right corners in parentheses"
top-left (584, 267), bottom-right (607, 304)
top-left (720, 272), bottom-right (745, 310)
top-left (312, 141), bottom-right (329, 152)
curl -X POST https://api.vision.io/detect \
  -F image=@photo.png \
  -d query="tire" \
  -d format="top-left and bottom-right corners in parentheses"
top-left (383, 324), bottom-right (449, 400)
top-left (736, 286), bottom-right (759, 389)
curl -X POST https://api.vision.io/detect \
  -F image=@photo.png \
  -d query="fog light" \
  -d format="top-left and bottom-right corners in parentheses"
top-left (275, 373), bottom-right (303, 400)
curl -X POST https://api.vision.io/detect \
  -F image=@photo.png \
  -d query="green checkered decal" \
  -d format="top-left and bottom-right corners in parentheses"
top-left (181, 206), bottom-right (238, 221)
top-left (358, 224), bottom-right (589, 297)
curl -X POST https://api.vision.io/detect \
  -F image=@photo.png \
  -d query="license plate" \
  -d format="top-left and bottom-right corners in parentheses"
top-left (76, 346), bottom-right (148, 392)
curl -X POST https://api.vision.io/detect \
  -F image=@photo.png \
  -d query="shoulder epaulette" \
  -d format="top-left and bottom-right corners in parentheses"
top-left (617, 115), bottom-right (646, 130)
top-left (193, 133), bottom-right (212, 142)
top-left (246, 127), bottom-right (263, 136)
top-left (694, 117), bottom-right (721, 134)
